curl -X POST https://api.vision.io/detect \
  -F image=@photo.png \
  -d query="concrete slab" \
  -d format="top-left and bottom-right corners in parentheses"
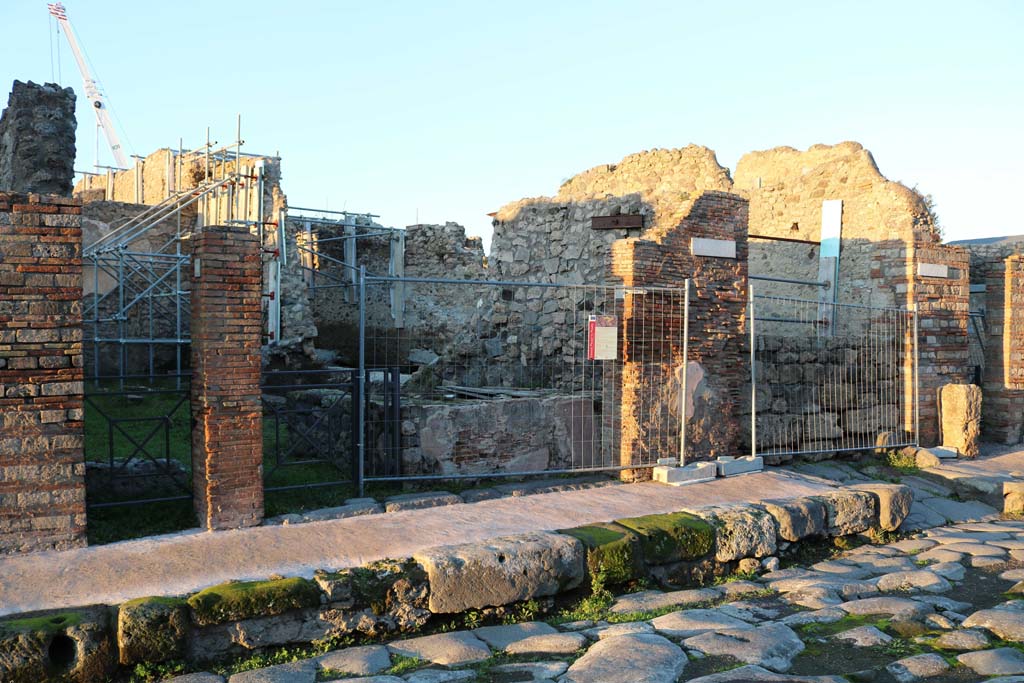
top-left (653, 462), bottom-right (717, 485)
top-left (0, 471), bottom-right (831, 617)
top-left (716, 456), bottom-right (764, 477)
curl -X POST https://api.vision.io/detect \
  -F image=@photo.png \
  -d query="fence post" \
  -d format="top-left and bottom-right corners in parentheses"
top-left (357, 265), bottom-right (367, 497)
top-left (749, 282), bottom-right (757, 458)
top-left (679, 279), bottom-right (690, 466)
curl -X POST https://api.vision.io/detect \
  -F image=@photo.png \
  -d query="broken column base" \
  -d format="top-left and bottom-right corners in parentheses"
top-left (716, 456), bottom-right (764, 477)
top-left (653, 462), bottom-right (717, 486)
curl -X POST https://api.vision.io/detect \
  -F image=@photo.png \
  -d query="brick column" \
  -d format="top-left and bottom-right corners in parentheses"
top-left (190, 226), bottom-right (264, 529)
top-left (906, 243), bottom-right (971, 447)
top-left (609, 192), bottom-right (749, 474)
top-left (0, 192), bottom-right (85, 554)
top-left (982, 254), bottom-right (1024, 443)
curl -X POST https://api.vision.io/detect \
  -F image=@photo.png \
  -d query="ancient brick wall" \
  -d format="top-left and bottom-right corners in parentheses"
top-left (190, 226), bottom-right (264, 530)
top-left (610, 191), bottom-right (749, 470)
top-left (0, 81), bottom-right (76, 196)
top-left (975, 251), bottom-right (1024, 443)
top-left (906, 244), bottom-right (972, 447)
top-left (0, 193), bottom-right (86, 554)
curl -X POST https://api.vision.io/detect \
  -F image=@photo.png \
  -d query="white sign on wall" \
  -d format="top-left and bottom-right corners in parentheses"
top-left (691, 238), bottom-right (736, 259)
top-left (919, 263), bottom-right (950, 279)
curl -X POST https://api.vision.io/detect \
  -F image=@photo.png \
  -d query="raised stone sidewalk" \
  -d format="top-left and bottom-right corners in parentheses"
top-left (0, 471), bottom-right (830, 617)
top-left (172, 518), bottom-right (1024, 682)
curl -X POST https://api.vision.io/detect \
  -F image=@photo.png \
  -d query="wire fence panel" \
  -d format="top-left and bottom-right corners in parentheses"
top-left (750, 295), bottom-right (917, 461)
top-left (356, 277), bottom-right (687, 483)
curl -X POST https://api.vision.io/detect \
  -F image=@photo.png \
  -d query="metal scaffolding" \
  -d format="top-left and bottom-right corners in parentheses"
top-left (83, 123), bottom-right (276, 382)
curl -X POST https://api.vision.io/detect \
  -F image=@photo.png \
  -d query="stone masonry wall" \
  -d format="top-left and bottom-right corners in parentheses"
top-left (0, 81), bottom-right (76, 196)
top-left (190, 227), bottom-right (264, 530)
top-left (978, 252), bottom-right (1024, 443)
top-left (0, 193), bottom-right (86, 554)
top-left (610, 191), bottom-right (749, 468)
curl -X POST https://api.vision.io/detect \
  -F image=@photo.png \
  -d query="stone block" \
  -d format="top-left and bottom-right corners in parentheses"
top-left (186, 577), bottom-right (321, 627)
top-left (559, 522), bottom-right (645, 585)
top-left (117, 596), bottom-right (189, 666)
top-left (414, 532), bottom-right (585, 613)
top-left (0, 605), bottom-right (116, 683)
top-left (940, 384), bottom-right (982, 457)
top-left (818, 490), bottom-right (877, 536)
top-left (691, 504), bottom-right (777, 562)
top-left (653, 462), bottom-right (717, 485)
top-left (850, 483), bottom-right (914, 531)
top-left (1005, 482), bottom-right (1024, 516)
top-left (715, 456), bottom-right (763, 477)
top-left (615, 512), bottom-right (715, 564)
top-left (762, 497), bottom-right (827, 542)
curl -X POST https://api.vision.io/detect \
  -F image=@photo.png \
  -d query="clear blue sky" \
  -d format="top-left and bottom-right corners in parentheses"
top-left (2, 1), bottom-right (1022, 248)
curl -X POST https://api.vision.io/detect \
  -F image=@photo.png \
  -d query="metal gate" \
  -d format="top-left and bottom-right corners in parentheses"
top-left (83, 374), bottom-right (192, 508)
top-left (750, 292), bottom-right (919, 460)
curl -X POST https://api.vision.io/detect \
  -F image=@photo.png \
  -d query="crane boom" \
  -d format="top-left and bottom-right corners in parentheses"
top-left (47, 3), bottom-right (129, 169)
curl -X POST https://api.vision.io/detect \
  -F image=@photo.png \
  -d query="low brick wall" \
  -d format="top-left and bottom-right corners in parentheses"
top-left (0, 192), bottom-right (85, 555)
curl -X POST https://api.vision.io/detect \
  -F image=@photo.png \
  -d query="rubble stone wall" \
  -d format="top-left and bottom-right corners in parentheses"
top-left (0, 193), bottom-right (86, 554)
top-left (0, 81), bottom-right (76, 195)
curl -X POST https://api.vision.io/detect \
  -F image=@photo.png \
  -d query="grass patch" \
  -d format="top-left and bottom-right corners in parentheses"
top-left (385, 654), bottom-right (423, 676)
top-left (0, 611), bottom-right (83, 634)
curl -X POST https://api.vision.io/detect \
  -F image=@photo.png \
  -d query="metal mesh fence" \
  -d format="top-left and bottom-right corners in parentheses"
top-left (356, 276), bottom-right (687, 483)
top-left (751, 294), bottom-right (917, 459)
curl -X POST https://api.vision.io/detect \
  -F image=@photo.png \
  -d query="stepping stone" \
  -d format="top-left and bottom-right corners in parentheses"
top-left (403, 672), bottom-right (474, 683)
top-left (719, 580), bottom-right (770, 599)
top-left (916, 548), bottom-right (965, 564)
top-left (833, 625), bottom-right (892, 646)
top-left (561, 633), bottom-right (686, 683)
top-left (914, 595), bottom-right (972, 613)
top-left (684, 623), bottom-right (805, 672)
top-left (958, 647), bottom-right (1024, 675)
top-left (318, 645), bottom-right (391, 676)
top-left (889, 539), bottom-right (938, 554)
top-left (839, 597), bottom-right (933, 619)
top-left (885, 653), bottom-right (950, 682)
top-left (387, 631), bottom-right (491, 666)
top-left (1003, 569), bottom-right (1024, 581)
top-left (963, 609), bottom-right (1024, 642)
top-left (684, 666), bottom-right (846, 682)
top-left (650, 608), bottom-right (754, 638)
top-left (505, 631), bottom-right (586, 655)
top-left (929, 562), bottom-right (966, 581)
top-left (608, 587), bottom-right (721, 614)
top-left (780, 608), bottom-right (846, 626)
top-left (583, 621), bottom-right (655, 640)
top-left (810, 560), bottom-right (871, 578)
top-left (228, 660), bottom-right (318, 683)
top-left (971, 555), bottom-right (1007, 568)
top-left (933, 629), bottom-right (990, 651)
top-left (876, 570), bottom-right (952, 594)
top-left (938, 542), bottom-right (1007, 557)
top-left (850, 557), bottom-right (919, 575)
top-left (489, 661), bottom-right (569, 680)
top-left (779, 586), bottom-right (842, 610)
top-left (472, 621), bottom-right (556, 649)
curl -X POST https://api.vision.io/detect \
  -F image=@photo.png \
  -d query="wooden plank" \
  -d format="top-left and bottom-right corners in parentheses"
top-left (592, 215), bottom-right (643, 230)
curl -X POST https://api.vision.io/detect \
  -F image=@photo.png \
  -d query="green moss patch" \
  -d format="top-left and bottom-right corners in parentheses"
top-left (0, 611), bottom-right (83, 635)
top-left (615, 512), bottom-right (714, 564)
top-left (560, 523), bottom-right (645, 585)
top-left (187, 577), bottom-right (321, 626)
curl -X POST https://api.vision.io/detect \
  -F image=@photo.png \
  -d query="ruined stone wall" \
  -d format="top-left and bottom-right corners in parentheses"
top-left (0, 81), bottom-right (76, 195)
top-left (0, 193), bottom-right (86, 554)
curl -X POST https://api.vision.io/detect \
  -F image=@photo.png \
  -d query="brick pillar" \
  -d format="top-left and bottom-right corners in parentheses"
top-left (982, 254), bottom-right (1024, 443)
top-left (0, 192), bottom-right (85, 554)
top-left (906, 243), bottom-right (971, 447)
top-left (190, 226), bottom-right (264, 529)
top-left (609, 192), bottom-right (749, 474)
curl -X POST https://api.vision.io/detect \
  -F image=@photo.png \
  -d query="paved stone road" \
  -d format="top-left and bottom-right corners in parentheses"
top-left (174, 518), bottom-right (1024, 682)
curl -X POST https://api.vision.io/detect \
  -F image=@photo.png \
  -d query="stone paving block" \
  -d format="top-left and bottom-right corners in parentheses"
top-left (684, 666), bottom-right (847, 682)
top-left (490, 661), bottom-right (569, 680)
top-left (876, 570), bottom-right (952, 594)
top-left (403, 671), bottom-right (475, 683)
top-left (317, 645), bottom-right (392, 676)
top-left (833, 625), bottom-right (892, 646)
top-left (472, 621), bottom-right (556, 650)
top-left (504, 631), bottom-right (586, 655)
top-left (650, 608), bottom-right (753, 638)
top-left (384, 492), bottom-right (463, 513)
top-left (818, 490), bottom-right (877, 536)
top-left (963, 608), bottom-right (1024, 642)
top-left (934, 629), bottom-right (991, 651)
top-left (227, 660), bottom-right (318, 683)
top-left (608, 587), bottom-right (721, 615)
top-left (691, 504), bottom-right (777, 561)
top-left (583, 621), bottom-right (655, 640)
top-left (885, 653), bottom-right (950, 682)
top-left (850, 483), bottom-right (913, 531)
top-left (958, 647), bottom-right (1024, 676)
top-left (684, 623), bottom-right (804, 672)
top-left (414, 532), bottom-right (585, 613)
top-left (560, 633), bottom-right (686, 683)
top-left (386, 631), bottom-right (491, 666)
top-left (165, 675), bottom-right (226, 683)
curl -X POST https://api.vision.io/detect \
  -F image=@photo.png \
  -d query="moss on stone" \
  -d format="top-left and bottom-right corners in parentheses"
top-left (560, 523), bottom-right (645, 585)
top-left (0, 611), bottom-right (83, 635)
top-left (615, 512), bottom-right (714, 564)
top-left (118, 596), bottom-right (190, 666)
top-left (186, 577), bottom-right (321, 626)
